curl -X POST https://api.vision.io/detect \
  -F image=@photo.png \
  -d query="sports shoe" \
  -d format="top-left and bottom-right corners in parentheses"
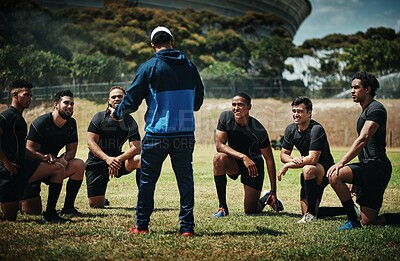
top-left (128, 226), bottom-right (148, 235)
top-left (180, 231), bottom-right (194, 237)
top-left (60, 207), bottom-right (83, 216)
top-left (337, 220), bottom-right (362, 230)
top-left (297, 212), bottom-right (317, 223)
top-left (259, 190), bottom-right (284, 212)
top-left (212, 207), bottom-right (229, 218)
top-left (42, 211), bottom-right (70, 223)
top-left (104, 198), bottom-right (110, 206)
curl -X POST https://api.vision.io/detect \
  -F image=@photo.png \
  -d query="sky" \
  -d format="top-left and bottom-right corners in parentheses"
top-left (293, 0), bottom-right (400, 45)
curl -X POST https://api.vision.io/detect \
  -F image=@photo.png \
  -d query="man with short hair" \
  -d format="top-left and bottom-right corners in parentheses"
top-left (86, 86), bottom-right (141, 208)
top-left (21, 90), bottom-right (85, 221)
top-left (279, 97), bottom-right (334, 223)
top-left (327, 71), bottom-right (400, 230)
top-left (212, 93), bottom-right (280, 217)
top-left (110, 26), bottom-right (204, 236)
top-left (0, 80), bottom-right (64, 221)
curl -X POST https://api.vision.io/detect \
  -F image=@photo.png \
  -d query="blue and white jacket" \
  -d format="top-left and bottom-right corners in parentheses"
top-left (114, 48), bottom-right (204, 135)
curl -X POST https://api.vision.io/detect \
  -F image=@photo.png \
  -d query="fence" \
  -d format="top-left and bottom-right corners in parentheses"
top-left (1, 74), bottom-right (399, 102)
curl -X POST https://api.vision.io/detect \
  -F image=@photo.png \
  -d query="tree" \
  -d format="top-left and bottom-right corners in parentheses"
top-left (70, 53), bottom-right (126, 83)
top-left (0, 45), bottom-right (68, 87)
top-left (342, 39), bottom-right (400, 75)
top-left (251, 36), bottom-right (295, 77)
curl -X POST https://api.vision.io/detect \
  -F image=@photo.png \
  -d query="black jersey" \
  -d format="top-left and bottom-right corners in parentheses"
top-left (357, 100), bottom-right (389, 162)
top-left (27, 113), bottom-right (78, 156)
top-left (86, 110), bottom-right (140, 166)
top-left (282, 119), bottom-right (334, 168)
top-left (0, 106), bottom-right (27, 166)
top-left (216, 111), bottom-right (270, 158)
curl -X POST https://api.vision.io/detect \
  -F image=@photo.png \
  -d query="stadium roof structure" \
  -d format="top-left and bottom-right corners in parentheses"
top-left (38, 0), bottom-right (311, 38)
top-left (136, 0), bottom-right (311, 38)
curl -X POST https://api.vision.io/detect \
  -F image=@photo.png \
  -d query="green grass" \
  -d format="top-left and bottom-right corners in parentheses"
top-left (1, 145), bottom-right (400, 260)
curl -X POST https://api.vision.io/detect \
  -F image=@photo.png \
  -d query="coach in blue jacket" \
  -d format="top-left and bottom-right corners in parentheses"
top-left (111, 26), bottom-right (204, 236)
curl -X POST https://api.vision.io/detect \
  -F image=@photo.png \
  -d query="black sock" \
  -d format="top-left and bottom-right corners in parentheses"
top-left (46, 182), bottom-right (62, 215)
top-left (317, 207), bottom-right (346, 218)
top-left (342, 199), bottom-right (357, 221)
top-left (135, 169), bottom-right (141, 188)
top-left (383, 213), bottom-right (400, 225)
top-left (214, 175), bottom-right (228, 209)
top-left (64, 179), bottom-right (82, 209)
top-left (305, 179), bottom-right (318, 215)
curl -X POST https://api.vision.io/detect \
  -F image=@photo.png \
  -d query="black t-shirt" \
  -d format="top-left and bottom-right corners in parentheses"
top-left (27, 113), bottom-right (78, 156)
top-left (282, 119), bottom-right (334, 169)
top-left (86, 110), bottom-right (140, 166)
top-left (357, 100), bottom-right (388, 161)
top-left (0, 106), bottom-right (27, 166)
top-left (216, 111), bottom-right (270, 158)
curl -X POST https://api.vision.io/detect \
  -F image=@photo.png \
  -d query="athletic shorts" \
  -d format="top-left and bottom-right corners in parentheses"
top-left (300, 172), bottom-right (329, 201)
top-left (0, 158), bottom-right (40, 202)
top-left (227, 157), bottom-right (264, 191)
top-left (350, 159), bottom-right (392, 210)
top-left (85, 161), bottom-right (131, 197)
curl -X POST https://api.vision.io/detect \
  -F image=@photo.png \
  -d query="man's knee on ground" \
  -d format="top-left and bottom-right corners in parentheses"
top-left (20, 196), bottom-right (42, 215)
top-left (244, 205), bottom-right (259, 215)
top-left (88, 196), bottom-right (105, 208)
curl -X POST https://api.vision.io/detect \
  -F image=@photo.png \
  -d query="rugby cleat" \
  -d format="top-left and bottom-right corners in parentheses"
top-left (259, 190), bottom-right (284, 212)
top-left (42, 211), bottom-right (70, 223)
top-left (212, 207), bottom-right (229, 218)
top-left (128, 226), bottom-right (149, 235)
top-left (180, 231), bottom-right (194, 237)
top-left (337, 220), bottom-right (362, 230)
top-left (298, 212), bottom-right (317, 223)
top-left (60, 207), bottom-right (83, 216)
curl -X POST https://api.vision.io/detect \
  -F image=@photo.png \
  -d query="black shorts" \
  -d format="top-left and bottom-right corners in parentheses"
top-left (350, 159), bottom-right (392, 210)
top-left (228, 157), bottom-right (264, 191)
top-left (0, 158), bottom-right (40, 202)
top-left (85, 161), bottom-right (131, 197)
top-left (300, 172), bottom-right (329, 201)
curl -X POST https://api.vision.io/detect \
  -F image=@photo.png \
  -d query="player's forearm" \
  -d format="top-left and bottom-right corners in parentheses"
top-left (117, 147), bottom-right (140, 162)
top-left (280, 153), bottom-right (293, 163)
top-left (0, 149), bottom-right (11, 164)
top-left (88, 142), bottom-right (109, 162)
top-left (217, 144), bottom-right (246, 160)
top-left (339, 136), bottom-right (367, 165)
top-left (25, 148), bottom-right (45, 161)
top-left (266, 160), bottom-right (277, 192)
top-left (64, 150), bottom-right (76, 161)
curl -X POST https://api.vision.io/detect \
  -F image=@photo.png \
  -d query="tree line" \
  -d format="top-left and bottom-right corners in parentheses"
top-left (1, 0), bottom-right (399, 98)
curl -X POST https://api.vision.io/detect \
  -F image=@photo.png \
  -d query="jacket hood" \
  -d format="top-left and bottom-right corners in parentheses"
top-left (156, 49), bottom-right (186, 64)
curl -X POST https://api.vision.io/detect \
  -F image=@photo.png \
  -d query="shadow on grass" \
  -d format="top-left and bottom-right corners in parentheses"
top-left (101, 206), bottom-right (178, 212)
top-left (162, 227), bottom-right (286, 237)
top-left (252, 211), bottom-right (303, 218)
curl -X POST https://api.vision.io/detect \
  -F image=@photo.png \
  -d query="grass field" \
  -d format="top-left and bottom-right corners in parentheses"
top-left (0, 144), bottom-right (399, 260)
top-left (1, 98), bottom-right (400, 260)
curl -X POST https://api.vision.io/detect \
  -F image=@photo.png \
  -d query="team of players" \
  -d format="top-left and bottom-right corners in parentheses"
top-left (1, 71), bottom-right (398, 231)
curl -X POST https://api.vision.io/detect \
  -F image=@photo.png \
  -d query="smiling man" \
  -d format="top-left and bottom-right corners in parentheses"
top-left (279, 97), bottom-right (334, 223)
top-left (20, 90), bottom-right (85, 222)
top-left (85, 86), bottom-right (141, 208)
top-left (212, 92), bottom-right (280, 217)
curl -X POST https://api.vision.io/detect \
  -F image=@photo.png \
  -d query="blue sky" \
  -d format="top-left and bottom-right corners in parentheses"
top-left (293, 0), bottom-right (400, 45)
